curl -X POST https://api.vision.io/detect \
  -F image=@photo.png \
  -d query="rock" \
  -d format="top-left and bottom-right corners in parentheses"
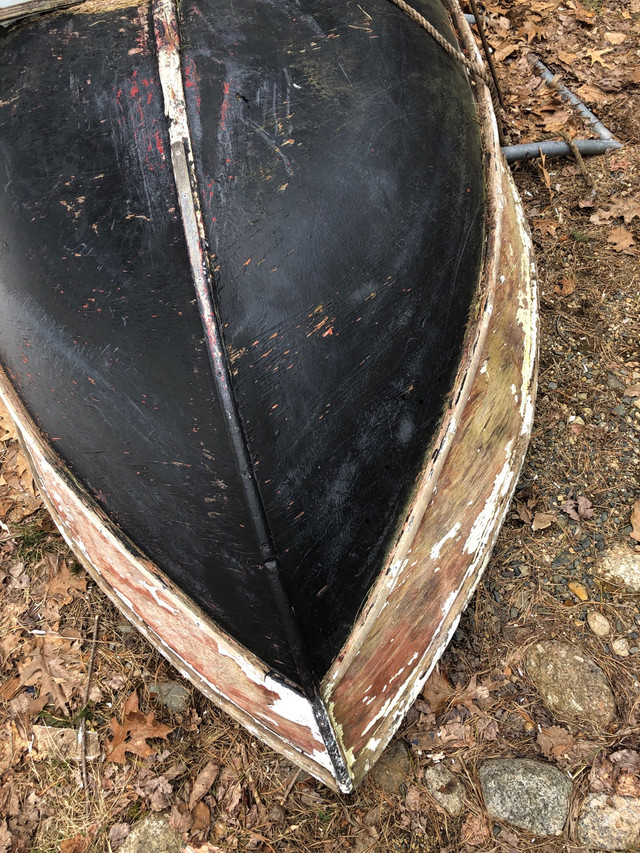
top-left (525, 640), bottom-right (616, 727)
top-left (568, 581), bottom-right (589, 601)
top-left (370, 741), bottom-right (410, 793)
top-left (611, 637), bottom-right (630, 657)
top-left (595, 544), bottom-right (640, 593)
top-left (577, 793), bottom-right (640, 851)
top-left (148, 681), bottom-right (190, 713)
top-left (119, 813), bottom-right (183, 853)
top-left (587, 611), bottom-right (611, 637)
top-left (478, 759), bottom-right (572, 835)
top-left (423, 764), bottom-right (464, 816)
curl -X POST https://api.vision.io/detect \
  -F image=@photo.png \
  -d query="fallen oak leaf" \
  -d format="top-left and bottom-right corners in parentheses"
top-left (561, 494), bottom-right (594, 521)
top-left (44, 555), bottom-right (86, 606)
top-left (586, 47), bottom-right (613, 68)
top-left (532, 511), bottom-right (556, 530)
top-left (17, 634), bottom-right (84, 715)
top-left (554, 277), bottom-right (576, 296)
top-left (608, 225), bottom-right (637, 254)
top-left (590, 196), bottom-right (640, 226)
top-left (421, 669), bottom-right (454, 714)
top-left (106, 691), bottom-right (173, 763)
top-left (188, 760), bottom-right (220, 811)
top-left (537, 725), bottom-right (576, 760)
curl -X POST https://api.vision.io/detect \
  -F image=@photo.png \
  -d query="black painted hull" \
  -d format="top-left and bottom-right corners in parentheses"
top-left (0, 0), bottom-right (537, 789)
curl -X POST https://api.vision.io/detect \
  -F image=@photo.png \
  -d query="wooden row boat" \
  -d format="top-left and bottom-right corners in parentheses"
top-left (0, 0), bottom-right (537, 791)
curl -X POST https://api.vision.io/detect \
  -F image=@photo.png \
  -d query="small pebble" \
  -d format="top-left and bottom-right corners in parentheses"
top-left (569, 581), bottom-right (589, 601)
top-left (611, 638), bottom-right (630, 657)
top-left (587, 611), bottom-right (610, 637)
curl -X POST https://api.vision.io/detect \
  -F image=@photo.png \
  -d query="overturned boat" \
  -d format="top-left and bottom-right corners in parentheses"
top-left (0, 0), bottom-right (537, 791)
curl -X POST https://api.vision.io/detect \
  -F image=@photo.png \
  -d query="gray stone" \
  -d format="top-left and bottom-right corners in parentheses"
top-left (148, 681), bottom-right (190, 713)
top-left (577, 793), bottom-right (640, 850)
top-left (370, 741), bottom-right (410, 793)
top-left (526, 640), bottom-right (616, 727)
top-left (479, 759), bottom-right (572, 836)
top-left (595, 544), bottom-right (640, 593)
top-left (119, 813), bottom-right (182, 853)
top-left (423, 764), bottom-right (464, 816)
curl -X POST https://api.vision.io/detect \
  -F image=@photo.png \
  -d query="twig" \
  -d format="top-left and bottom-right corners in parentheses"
top-left (279, 768), bottom-right (301, 806)
top-left (241, 743), bottom-right (263, 807)
top-left (78, 615), bottom-right (100, 812)
top-left (467, 0), bottom-right (505, 110)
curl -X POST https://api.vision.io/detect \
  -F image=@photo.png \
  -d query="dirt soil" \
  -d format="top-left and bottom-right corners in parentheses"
top-left (1, 0), bottom-right (640, 850)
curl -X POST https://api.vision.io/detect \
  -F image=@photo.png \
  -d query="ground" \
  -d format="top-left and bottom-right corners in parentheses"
top-left (1, 0), bottom-right (640, 850)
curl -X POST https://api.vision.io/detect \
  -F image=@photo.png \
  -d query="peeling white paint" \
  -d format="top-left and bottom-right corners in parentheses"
top-left (141, 580), bottom-right (180, 615)
top-left (463, 443), bottom-right (515, 556)
top-left (429, 522), bottom-right (461, 560)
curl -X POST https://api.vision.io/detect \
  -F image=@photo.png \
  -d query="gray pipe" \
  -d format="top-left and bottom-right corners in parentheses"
top-left (503, 138), bottom-right (622, 163)
top-left (530, 57), bottom-right (617, 141)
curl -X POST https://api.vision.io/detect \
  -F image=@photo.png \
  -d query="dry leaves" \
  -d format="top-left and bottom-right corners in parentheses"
top-left (560, 494), bottom-right (594, 521)
top-left (590, 750), bottom-right (640, 797)
top-left (590, 196), bottom-right (640, 225)
top-left (630, 499), bottom-right (640, 542)
top-left (17, 632), bottom-right (84, 715)
top-left (106, 691), bottom-right (173, 763)
top-left (607, 225), bottom-right (637, 254)
top-left (421, 670), bottom-right (454, 714)
top-left (189, 761), bottom-right (220, 811)
top-left (537, 725), bottom-right (599, 769)
top-left (532, 511), bottom-right (556, 530)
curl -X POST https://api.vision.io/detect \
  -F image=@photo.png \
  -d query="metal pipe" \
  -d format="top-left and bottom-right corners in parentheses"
top-left (503, 138), bottom-right (621, 163)
top-left (530, 56), bottom-right (617, 142)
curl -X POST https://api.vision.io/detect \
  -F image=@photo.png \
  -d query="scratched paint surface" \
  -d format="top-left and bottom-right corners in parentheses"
top-left (0, 7), bottom-right (301, 681)
top-left (180, 0), bottom-right (485, 676)
top-left (0, 370), bottom-right (345, 788)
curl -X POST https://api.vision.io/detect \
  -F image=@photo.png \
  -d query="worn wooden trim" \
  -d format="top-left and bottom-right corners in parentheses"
top-left (321, 7), bottom-right (538, 785)
top-left (0, 372), bottom-right (348, 791)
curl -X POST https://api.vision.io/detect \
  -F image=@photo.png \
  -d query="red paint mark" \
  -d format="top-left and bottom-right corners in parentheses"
top-left (155, 132), bottom-right (165, 158)
top-left (220, 81), bottom-right (230, 129)
top-left (243, 258), bottom-right (251, 266)
top-left (87, 377), bottom-right (96, 385)
top-left (322, 327), bottom-right (334, 337)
